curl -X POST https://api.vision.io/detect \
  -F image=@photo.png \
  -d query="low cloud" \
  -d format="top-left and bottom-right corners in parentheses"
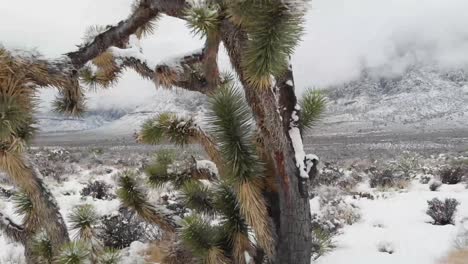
top-left (2, 0), bottom-right (468, 107)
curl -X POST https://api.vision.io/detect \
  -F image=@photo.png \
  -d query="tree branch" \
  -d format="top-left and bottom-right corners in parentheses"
top-left (66, 0), bottom-right (188, 69)
top-left (0, 212), bottom-right (27, 243)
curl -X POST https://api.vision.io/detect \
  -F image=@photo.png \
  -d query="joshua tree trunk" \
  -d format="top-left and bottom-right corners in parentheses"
top-left (220, 21), bottom-right (312, 264)
top-left (0, 152), bottom-right (70, 254)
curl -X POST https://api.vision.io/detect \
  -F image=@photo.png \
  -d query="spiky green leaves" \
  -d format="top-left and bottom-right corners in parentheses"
top-left (131, 0), bottom-right (161, 39)
top-left (299, 89), bottom-right (326, 129)
top-left (117, 170), bottom-right (175, 232)
top-left (181, 181), bottom-right (215, 215)
top-left (32, 233), bottom-right (53, 264)
top-left (228, 0), bottom-right (306, 89)
top-left (52, 89), bottom-right (86, 117)
top-left (12, 191), bottom-right (33, 216)
top-left (208, 84), bottom-right (274, 256)
top-left (181, 215), bottom-right (229, 264)
top-left (139, 113), bottom-right (197, 146)
top-left (56, 242), bottom-right (90, 264)
top-left (98, 248), bottom-right (121, 264)
top-left (185, 4), bottom-right (221, 38)
top-left (145, 150), bottom-right (176, 188)
top-left (69, 204), bottom-right (99, 241)
top-left (208, 84), bottom-right (261, 182)
top-left (0, 96), bottom-right (30, 141)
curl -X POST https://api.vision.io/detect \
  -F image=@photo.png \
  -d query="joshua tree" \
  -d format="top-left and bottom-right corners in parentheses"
top-left (0, 0), bottom-right (322, 262)
top-left (123, 82), bottom-right (325, 263)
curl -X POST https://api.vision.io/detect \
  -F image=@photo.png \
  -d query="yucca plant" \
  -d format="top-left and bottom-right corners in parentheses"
top-left (98, 248), bottom-right (121, 264)
top-left (32, 233), bottom-right (54, 264)
top-left (69, 204), bottom-right (99, 241)
top-left (55, 242), bottom-right (90, 264)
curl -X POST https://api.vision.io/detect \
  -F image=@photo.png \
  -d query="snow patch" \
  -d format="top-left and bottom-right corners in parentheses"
top-left (289, 106), bottom-right (308, 178)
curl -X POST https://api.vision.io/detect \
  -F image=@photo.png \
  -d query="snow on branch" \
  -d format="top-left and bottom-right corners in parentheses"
top-left (289, 104), bottom-right (309, 179)
top-left (66, 0), bottom-right (188, 68)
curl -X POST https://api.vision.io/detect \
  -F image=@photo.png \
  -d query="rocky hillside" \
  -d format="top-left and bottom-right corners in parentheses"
top-left (36, 64), bottom-right (468, 137)
top-left (319, 65), bottom-right (468, 135)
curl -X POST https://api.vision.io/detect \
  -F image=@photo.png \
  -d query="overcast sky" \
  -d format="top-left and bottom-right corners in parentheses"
top-left (1, 0), bottom-right (468, 109)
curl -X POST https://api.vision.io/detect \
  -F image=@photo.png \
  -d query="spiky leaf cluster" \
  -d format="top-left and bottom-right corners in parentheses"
top-left (180, 183), bottom-right (253, 264)
top-left (0, 48), bottom-right (38, 148)
top-left (56, 242), bottom-right (90, 264)
top-left (131, 0), bottom-right (161, 39)
top-left (181, 215), bottom-right (229, 264)
top-left (117, 170), bottom-right (175, 231)
top-left (145, 150), bottom-right (176, 188)
top-left (228, 0), bottom-right (306, 88)
top-left (69, 204), bottom-right (99, 241)
top-left (98, 248), bottom-right (121, 264)
top-left (0, 96), bottom-right (29, 140)
top-left (32, 233), bottom-right (53, 264)
top-left (299, 89), bottom-right (326, 129)
top-left (185, 4), bottom-right (221, 38)
top-left (139, 113), bottom-right (197, 146)
top-left (52, 89), bottom-right (86, 117)
top-left (208, 84), bottom-right (261, 182)
top-left (208, 84), bottom-right (274, 256)
top-left (181, 181), bottom-right (216, 215)
top-left (12, 191), bottom-right (33, 216)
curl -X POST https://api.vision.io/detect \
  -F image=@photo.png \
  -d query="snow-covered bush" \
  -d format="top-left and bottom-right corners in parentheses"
top-left (313, 186), bottom-right (361, 231)
top-left (98, 208), bottom-right (161, 249)
top-left (81, 180), bottom-right (115, 200)
top-left (315, 163), bottom-right (344, 186)
top-left (440, 167), bottom-right (465, 185)
top-left (429, 180), bottom-right (442, 191)
top-left (454, 218), bottom-right (468, 249)
top-left (377, 241), bottom-right (395, 254)
top-left (426, 198), bottom-right (459, 225)
top-left (419, 175), bottom-right (432, 184)
top-left (395, 152), bottom-right (421, 177)
top-left (369, 169), bottom-right (408, 189)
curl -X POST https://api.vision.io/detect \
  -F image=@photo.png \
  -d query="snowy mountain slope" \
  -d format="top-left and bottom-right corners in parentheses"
top-left (318, 65), bottom-right (468, 135)
top-left (36, 65), bottom-right (468, 137)
top-left (37, 88), bottom-right (208, 135)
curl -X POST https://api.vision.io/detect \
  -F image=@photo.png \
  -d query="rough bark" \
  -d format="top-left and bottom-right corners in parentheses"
top-left (220, 20), bottom-right (312, 264)
top-left (0, 152), bottom-right (70, 255)
top-left (66, 0), bottom-right (188, 69)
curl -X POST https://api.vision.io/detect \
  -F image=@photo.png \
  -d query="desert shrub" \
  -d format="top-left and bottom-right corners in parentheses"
top-left (98, 208), bottom-right (161, 249)
top-left (314, 186), bottom-right (361, 231)
top-left (315, 163), bottom-right (344, 186)
top-left (80, 181), bottom-right (115, 200)
top-left (395, 152), bottom-right (421, 177)
top-left (429, 180), bottom-right (442, 191)
top-left (426, 198), bottom-right (459, 225)
top-left (369, 167), bottom-right (410, 190)
top-left (336, 170), bottom-right (360, 191)
top-left (419, 175), bottom-right (432, 184)
top-left (311, 228), bottom-right (335, 260)
top-left (440, 167), bottom-right (465, 185)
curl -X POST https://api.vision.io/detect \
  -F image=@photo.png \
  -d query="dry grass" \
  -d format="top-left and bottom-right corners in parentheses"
top-left (440, 249), bottom-right (468, 264)
top-left (145, 242), bottom-right (168, 263)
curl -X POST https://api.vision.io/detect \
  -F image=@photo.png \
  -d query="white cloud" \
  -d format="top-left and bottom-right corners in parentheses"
top-left (1, 0), bottom-right (467, 106)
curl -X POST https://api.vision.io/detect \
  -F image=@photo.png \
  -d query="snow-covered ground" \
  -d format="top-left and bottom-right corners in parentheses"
top-left (315, 182), bottom-right (468, 264)
top-left (0, 147), bottom-right (466, 264)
